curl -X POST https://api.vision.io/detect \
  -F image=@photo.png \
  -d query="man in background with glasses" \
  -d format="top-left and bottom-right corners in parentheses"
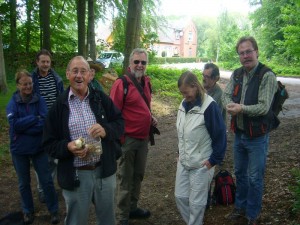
top-left (203, 63), bottom-right (226, 122)
top-left (31, 49), bottom-right (64, 204)
top-left (222, 36), bottom-right (278, 225)
top-left (110, 48), bottom-right (158, 225)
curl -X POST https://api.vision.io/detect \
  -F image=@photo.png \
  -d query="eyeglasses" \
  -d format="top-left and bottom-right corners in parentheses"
top-left (238, 49), bottom-right (256, 57)
top-left (70, 69), bottom-right (89, 76)
top-left (18, 82), bottom-right (33, 87)
top-left (133, 60), bottom-right (147, 65)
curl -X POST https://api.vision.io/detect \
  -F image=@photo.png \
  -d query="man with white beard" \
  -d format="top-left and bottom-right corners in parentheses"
top-left (110, 48), bottom-right (158, 225)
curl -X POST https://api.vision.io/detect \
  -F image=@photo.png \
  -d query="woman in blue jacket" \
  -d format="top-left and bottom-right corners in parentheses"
top-left (6, 70), bottom-right (59, 225)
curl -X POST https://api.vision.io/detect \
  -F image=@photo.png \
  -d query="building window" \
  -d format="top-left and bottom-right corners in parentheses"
top-left (189, 48), bottom-right (192, 57)
top-left (188, 32), bottom-right (193, 42)
top-left (175, 31), bottom-right (180, 40)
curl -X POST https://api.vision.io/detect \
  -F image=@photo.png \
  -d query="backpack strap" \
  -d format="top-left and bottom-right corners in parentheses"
top-left (118, 75), bottom-right (128, 105)
top-left (255, 62), bottom-right (273, 84)
top-left (118, 74), bottom-right (152, 109)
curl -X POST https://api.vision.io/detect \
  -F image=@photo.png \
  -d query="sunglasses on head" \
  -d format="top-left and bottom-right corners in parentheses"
top-left (133, 60), bottom-right (147, 65)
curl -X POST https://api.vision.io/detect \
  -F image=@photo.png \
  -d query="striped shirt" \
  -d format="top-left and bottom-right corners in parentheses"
top-left (38, 71), bottom-right (58, 109)
top-left (68, 89), bottom-right (101, 167)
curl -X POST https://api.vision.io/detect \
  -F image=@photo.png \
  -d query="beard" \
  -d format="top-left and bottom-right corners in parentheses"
top-left (133, 69), bottom-right (144, 78)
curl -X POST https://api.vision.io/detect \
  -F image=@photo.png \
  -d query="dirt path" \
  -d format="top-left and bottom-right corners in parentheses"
top-left (0, 82), bottom-right (299, 225)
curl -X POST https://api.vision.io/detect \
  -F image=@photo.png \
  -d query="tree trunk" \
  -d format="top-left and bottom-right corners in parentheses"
top-left (123, 0), bottom-right (143, 72)
top-left (0, 21), bottom-right (8, 94)
top-left (87, 0), bottom-right (96, 61)
top-left (9, 0), bottom-right (17, 57)
top-left (77, 0), bottom-right (86, 56)
top-left (25, 0), bottom-right (33, 53)
top-left (39, 0), bottom-right (51, 51)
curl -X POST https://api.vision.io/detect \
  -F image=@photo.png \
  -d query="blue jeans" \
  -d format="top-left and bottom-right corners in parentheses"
top-left (233, 132), bottom-right (269, 220)
top-left (12, 151), bottom-right (59, 214)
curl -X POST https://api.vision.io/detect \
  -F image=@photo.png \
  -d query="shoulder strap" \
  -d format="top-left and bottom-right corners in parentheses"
top-left (125, 71), bottom-right (151, 110)
top-left (255, 62), bottom-right (274, 84)
top-left (118, 74), bottom-right (152, 106)
top-left (118, 75), bottom-right (128, 104)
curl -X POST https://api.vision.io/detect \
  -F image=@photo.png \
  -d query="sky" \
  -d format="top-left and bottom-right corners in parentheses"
top-left (161, 0), bottom-right (251, 17)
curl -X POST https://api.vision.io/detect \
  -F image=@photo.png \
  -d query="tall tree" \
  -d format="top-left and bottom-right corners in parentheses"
top-left (77, 0), bottom-right (86, 56)
top-left (279, 0), bottom-right (300, 62)
top-left (25, 0), bottom-right (33, 53)
top-left (87, 0), bottom-right (96, 60)
top-left (9, 0), bottom-right (17, 57)
top-left (0, 21), bottom-right (8, 94)
top-left (250, 0), bottom-right (284, 60)
top-left (39, 0), bottom-right (51, 51)
top-left (123, 0), bottom-right (143, 71)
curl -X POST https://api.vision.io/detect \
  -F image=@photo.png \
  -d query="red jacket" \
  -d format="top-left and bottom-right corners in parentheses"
top-left (110, 74), bottom-right (152, 140)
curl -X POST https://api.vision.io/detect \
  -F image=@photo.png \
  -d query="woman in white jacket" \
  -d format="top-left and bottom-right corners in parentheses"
top-left (175, 71), bottom-right (227, 225)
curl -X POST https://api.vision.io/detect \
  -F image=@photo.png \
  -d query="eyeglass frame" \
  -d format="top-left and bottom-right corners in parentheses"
top-left (133, 60), bottom-right (147, 65)
top-left (238, 49), bottom-right (256, 57)
top-left (69, 69), bottom-right (89, 76)
top-left (18, 82), bottom-right (34, 87)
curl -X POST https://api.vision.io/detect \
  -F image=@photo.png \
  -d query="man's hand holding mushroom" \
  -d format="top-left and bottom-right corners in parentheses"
top-left (68, 138), bottom-right (88, 158)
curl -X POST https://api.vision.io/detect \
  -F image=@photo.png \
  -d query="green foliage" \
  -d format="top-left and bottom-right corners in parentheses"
top-left (250, 0), bottom-right (300, 65)
top-left (147, 65), bottom-right (202, 102)
top-left (3, 51), bottom-right (77, 80)
top-left (0, 0), bottom-right (78, 53)
top-left (193, 11), bottom-right (251, 62)
top-left (0, 80), bottom-right (15, 115)
top-left (290, 168), bottom-right (300, 216)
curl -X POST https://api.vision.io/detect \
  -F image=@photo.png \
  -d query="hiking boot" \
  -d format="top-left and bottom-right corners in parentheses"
top-left (50, 211), bottom-right (60, 224)
top-left (129, 208), bottom-right (151, 219)
top-left (225, 208), bottom-right (246, 220)
top-left (247, 218), bottom-right (258, 225)
top-left (23, 212), bottom-right (34, 224)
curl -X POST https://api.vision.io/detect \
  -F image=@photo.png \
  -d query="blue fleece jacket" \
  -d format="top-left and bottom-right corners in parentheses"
top-left (6, 91), bottom-right (47, 155)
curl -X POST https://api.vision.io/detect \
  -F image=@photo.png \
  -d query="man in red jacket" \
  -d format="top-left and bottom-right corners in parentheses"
top-left (110, 48), bottom-right (158, 225)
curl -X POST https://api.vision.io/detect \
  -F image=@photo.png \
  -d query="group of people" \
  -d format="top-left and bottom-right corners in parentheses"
top-left (6, 35), bottom-right (277, 225)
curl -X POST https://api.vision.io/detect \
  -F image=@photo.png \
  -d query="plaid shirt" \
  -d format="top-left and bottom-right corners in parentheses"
top-left (68, 89), bottom-right (101, 167)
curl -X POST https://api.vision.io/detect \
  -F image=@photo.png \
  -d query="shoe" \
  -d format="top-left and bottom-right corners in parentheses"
top-left (129, 208), bottom-right (151, 219)
top-left (38, 191), bottom-right (45, 203)
top-left (247, 218), bottom-right (257, 225)
top-left (23, 213), bottom-right (34, 224)
top-left (50, 211), bottom-right (60, 224)
top-left (118, 220), bottom-right (129, 225)
top-left (225, 208), bottom-right (246, 220)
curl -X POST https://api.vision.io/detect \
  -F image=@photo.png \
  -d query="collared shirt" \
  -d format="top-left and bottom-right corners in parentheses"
top-left (222, 63), bottom-right (277, 130)
top-left (68, 89), bottom-right (101, 167)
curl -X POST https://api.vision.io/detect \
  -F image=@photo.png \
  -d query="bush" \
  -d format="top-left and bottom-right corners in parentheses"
top-left (147, 65), bottom-right (202, 103)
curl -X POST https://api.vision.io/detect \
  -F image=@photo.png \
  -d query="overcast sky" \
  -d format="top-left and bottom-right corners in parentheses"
top-left (161, 0), bottom-right (251, 17)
